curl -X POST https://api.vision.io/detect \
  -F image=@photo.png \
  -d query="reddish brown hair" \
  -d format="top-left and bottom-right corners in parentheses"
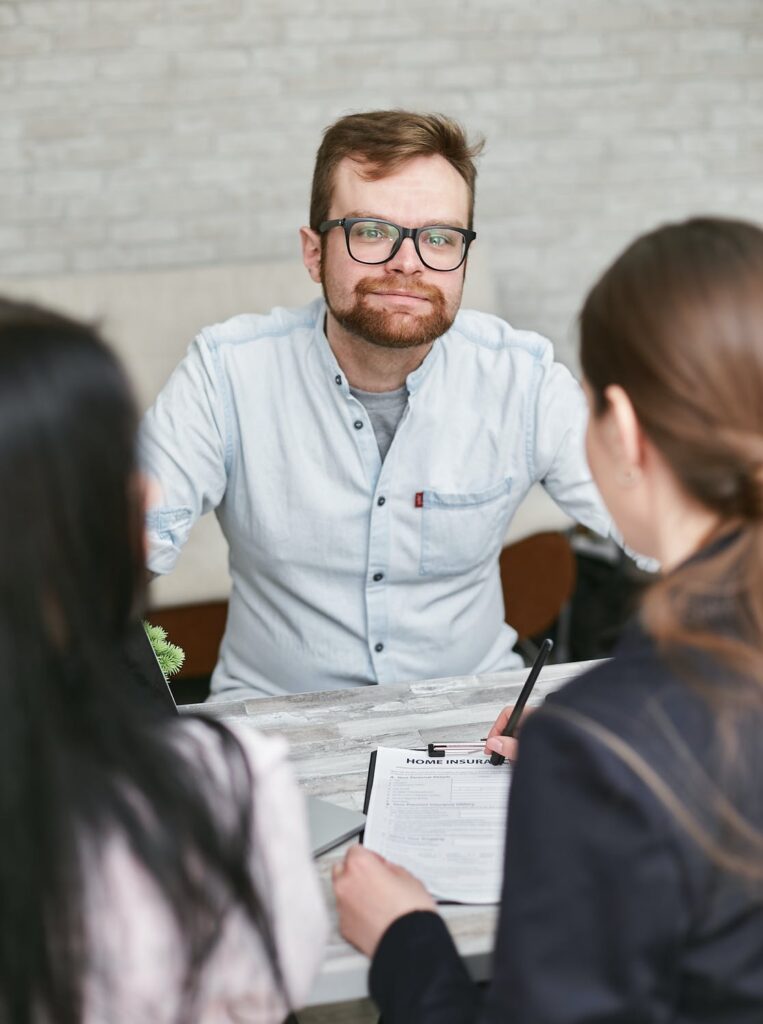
top-left (581, 216), bottom-right (763, 665)
top-left (580, 217), bottom-right (763, 883)
top-left (309, 110), bottom-right (484, 231)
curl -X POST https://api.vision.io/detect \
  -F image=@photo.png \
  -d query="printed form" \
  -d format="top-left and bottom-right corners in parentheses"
top-left (363, 746), bottom-right (512, 904)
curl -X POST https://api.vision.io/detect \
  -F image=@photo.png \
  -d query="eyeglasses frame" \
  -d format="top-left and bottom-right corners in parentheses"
top-left (318, 217), bottom-right (476, 272)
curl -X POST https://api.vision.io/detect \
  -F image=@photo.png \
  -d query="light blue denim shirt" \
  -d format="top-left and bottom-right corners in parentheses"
top-left (141, 298), bottom-right (610, 699)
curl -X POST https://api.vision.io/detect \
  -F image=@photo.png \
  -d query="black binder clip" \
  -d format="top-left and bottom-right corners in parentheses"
top-left (426, 741), bottom-right (486, 758)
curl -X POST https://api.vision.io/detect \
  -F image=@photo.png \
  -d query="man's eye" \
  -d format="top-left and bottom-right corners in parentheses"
top-left (351, 222), bottom-right (396, 242)
top-left (422, 230), bottom-right (457, 248)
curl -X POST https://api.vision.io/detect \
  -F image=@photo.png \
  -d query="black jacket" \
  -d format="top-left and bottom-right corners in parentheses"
top-left (371, 623), bottom-right (763, 1023)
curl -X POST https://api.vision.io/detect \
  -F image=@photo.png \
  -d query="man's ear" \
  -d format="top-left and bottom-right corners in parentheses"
top-left (605, 384), bottom-right (644, 472)
top-left (300, 226), bottom-right (322, 283)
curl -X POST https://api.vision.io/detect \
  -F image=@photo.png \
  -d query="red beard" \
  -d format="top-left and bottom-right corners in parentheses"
top-left (324, 273), bottom-right (456, 349)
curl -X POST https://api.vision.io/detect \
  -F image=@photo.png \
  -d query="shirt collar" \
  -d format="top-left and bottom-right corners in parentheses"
top-left (405, 337), bottom-right (442, 395)
top-left (312, 300), bottom-right (347, 390)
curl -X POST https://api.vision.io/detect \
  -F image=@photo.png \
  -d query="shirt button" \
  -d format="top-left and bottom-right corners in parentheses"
top-left (374, 643), bottom-right (384, 653)
top-left (335, 374), bottom-right (342, 385)
top-left (377, 496), bottom-right (386, 506)
top-left (373, 572), bottom-right (384, 582)
top-left (354, 420), bottom-right (363, 430)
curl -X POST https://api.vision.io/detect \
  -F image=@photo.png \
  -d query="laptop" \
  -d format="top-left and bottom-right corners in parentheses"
top-left (123, 621), bottom-right (365, 856)
top-left (305, 794), bottom-right (366, 857)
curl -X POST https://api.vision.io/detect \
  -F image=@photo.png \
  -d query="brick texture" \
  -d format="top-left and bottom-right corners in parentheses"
top-left (1, 0), bottom-right (762, 364)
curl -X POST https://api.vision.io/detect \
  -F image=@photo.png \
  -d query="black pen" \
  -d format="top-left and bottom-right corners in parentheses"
top-left (490, 638), bottom-right (553, 766)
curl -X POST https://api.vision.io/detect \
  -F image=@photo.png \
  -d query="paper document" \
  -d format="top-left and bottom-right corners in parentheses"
top-left (363, 746), bottom-right (512, 904)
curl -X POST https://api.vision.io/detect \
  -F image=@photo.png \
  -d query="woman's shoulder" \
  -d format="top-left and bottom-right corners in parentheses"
top-left (529, 623), bottom-right (762, 825)
top-left (526, 626), bottom-right (725, 803)
top-left (166, 716), bottom-right (290, 802)
top-left (544, 626), bottom-right (711, 742)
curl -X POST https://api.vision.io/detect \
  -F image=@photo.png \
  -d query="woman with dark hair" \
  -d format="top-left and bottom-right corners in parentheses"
top-left (334, 216), bottom-right (763, 1022)
top-left (0, 299), bottom-right (327, 1024)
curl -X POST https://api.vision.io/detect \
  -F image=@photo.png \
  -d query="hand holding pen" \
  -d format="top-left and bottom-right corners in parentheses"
top-left (484, 638), bottom-right (553, 765)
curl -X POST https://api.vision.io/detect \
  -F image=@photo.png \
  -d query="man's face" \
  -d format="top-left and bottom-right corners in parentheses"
top-left (305, 154), bottom-right (471, 350)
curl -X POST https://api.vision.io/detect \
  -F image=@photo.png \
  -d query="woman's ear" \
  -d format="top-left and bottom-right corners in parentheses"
top-left (300, 226), bottom-right (322, 284)
top-left (604, 384), bottom-right (645, 475)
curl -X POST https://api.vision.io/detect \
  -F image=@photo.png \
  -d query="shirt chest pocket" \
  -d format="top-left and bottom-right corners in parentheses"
top-left (419, 478), bottom-right (513, 577)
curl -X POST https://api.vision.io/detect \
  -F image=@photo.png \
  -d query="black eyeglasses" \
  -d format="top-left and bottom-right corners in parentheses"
top-left (319, 217), bottom-right (476, 272)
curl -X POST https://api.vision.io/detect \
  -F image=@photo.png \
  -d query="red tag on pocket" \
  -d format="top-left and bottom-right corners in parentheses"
top-left (414, 491), bottom-right (424, 508)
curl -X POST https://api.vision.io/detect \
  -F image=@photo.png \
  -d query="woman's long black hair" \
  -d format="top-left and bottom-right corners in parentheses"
top-left (0, 298), bottom-right (280, 1023)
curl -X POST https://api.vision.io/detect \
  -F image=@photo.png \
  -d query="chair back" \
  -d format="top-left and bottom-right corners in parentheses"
top-left (500, 531), bottom-right (577, 641)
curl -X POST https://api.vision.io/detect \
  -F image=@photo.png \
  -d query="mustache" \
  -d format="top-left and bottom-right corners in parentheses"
top-left (355, 275), bottom-right (444, 303)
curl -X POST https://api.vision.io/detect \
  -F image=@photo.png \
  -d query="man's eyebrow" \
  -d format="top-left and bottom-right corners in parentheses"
top-left (342, 210), bottom-right (468, 228)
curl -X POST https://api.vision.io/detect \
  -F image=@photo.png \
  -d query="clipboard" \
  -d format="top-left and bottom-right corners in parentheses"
top-left (363, 740), bottom-right (487, 814)
top-left (360, 746), bottom-right (511, 904)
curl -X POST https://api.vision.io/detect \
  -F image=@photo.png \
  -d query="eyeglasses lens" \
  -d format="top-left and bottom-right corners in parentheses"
top-left (417, 227), bottom-right (466, 270)
top-left (347, 220), bottom-right (399, 264)
top-left (347, 220), bottom-right (465, 271)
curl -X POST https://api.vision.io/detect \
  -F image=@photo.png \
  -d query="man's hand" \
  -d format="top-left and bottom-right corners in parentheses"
top-left (332, 845), bottom-right (437, 957)
top-left (483, 704), bottom-right (536, 761)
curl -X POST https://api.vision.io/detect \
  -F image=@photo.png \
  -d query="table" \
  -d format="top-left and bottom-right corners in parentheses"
top-left (184, 660), bottom-right (596, 1006)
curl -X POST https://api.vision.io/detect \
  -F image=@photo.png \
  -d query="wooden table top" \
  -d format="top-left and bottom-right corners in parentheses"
top-left (184, 660), bottom-right (596, 1005)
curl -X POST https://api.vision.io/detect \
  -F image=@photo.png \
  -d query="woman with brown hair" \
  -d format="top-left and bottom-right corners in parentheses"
top-left (333, 216), bottom-right (763, 1023)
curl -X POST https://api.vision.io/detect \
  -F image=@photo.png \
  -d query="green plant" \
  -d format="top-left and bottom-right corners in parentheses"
top-left (142, 621), bottom-right (185, 677)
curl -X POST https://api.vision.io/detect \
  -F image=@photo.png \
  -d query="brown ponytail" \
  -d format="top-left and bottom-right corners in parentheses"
top-left (581, 217), bottom-right (763, 686)
top-left (579, 217), bottom-right (763, 885)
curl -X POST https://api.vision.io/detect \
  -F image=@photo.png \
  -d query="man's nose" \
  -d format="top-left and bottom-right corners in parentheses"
top-left (386, 236), bottom-right (423, 274)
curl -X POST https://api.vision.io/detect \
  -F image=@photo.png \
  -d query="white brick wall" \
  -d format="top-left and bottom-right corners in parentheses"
top-left (1, 0), bottom-right (762, 364)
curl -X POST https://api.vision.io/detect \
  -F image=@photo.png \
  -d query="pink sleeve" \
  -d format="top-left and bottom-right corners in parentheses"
top-left (224, 722), bottom-right (330, 1008)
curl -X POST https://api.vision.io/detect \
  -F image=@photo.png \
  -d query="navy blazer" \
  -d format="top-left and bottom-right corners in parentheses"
top-left (371, 622), bottom-right (763, 1023)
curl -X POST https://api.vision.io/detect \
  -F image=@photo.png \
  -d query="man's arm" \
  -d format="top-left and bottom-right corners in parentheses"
top-left (530, 358), bottom-right (611, 537)
top-left (139, 335), bottom-right (229, 576)
top-left (532, 357), bottom-right (660, 570)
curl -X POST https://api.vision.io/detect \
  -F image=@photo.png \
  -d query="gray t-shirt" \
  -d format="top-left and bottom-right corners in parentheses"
top-left (350, 384), bottom-right (409, 462)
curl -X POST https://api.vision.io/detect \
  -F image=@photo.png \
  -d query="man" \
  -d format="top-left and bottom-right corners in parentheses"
top-left (141, 110), bottom-right (610, 700)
